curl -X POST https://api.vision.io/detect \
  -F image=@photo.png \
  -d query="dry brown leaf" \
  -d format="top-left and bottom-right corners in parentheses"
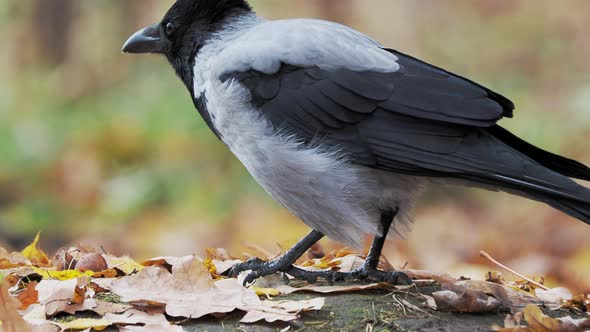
top-left (22, 304), bottom-right (58, 332)
top-left (487, 271), bottom-right (505, 285)
top-left (205, 248), bottom-right (235, 261)
top-left (498, 305), bottom-right (590, 332)
top-left (110, 257), bottom-right (261, 319)
top-left (103, 309), bottom-right (169, 326)
top-left (0, 248), bottom-right (31, 269)
top-left (17, 282), bottom-right (39, 310)
top-left (503, 312), bottom-right (524, 329)
top-left (0, 277), bottom-right (30, 332)
top-left (535, 288), bottom-right (573, 304)
top-left (240, 298), bottom-right (325, 323)
top-left (401, 269), bottom-right (448, 281)
top-left (109, 256), bottom-right (323, 322)
top-left (523, 305), bottom-right (577, 332)
top-left (421, 294), bottom-right (438, 310)
top-left (141, 256), bottom-right (190, 270)
top-left (118, 323), bottom-right (185, 332)
top-left (564, 294), bottom-right (590, 312)
top-left (433, 289), bottom-right (502, 313)
top-left (436, 278), bottom-right (543, 312)
top-left (276, 283), bottom-right (393, 295)
top-left (86, 300), bottom-right (131, 317)
top-left (36, 278), bottom-right (97, 316)
top-left (211, 259), bottom-right (242, 275)
top-left (90, 278), bottom-right (116, 293)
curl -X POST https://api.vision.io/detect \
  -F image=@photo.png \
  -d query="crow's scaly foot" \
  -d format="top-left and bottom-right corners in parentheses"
top-left (284, 263), bottom-right (413, 285)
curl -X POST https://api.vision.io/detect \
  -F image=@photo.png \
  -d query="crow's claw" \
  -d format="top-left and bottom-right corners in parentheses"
top-left (283, 265), bottom-right (413, 286)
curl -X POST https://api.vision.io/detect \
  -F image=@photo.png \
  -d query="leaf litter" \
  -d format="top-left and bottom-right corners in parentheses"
top-left (0, 234), bottom-right (587, 331)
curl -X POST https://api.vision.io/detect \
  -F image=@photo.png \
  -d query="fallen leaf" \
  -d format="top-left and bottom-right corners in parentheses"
top-left (486, 271), bottom-right (505, 285)
top-left (498, 304), bottom-right (590, 332)
top-left (211, 259), bottom-right (242, 275)
top-left (92, 269), bottom-right (120, 279)
top-left (141, 256), bottom-right (188, 270)
top-left (433, 289), bottom-right (502, 313)
top-left (240, 298), bottom-right (325, 323)
top-left (17, 282), bottom-right (39, 310)
top-left (36, 278), bottom-right (96, 316)
top-left (523, 305), bottom-right (575, 332)
top-left (535, 287), bottom-right (573, 304)
top-left (118, 323), bottom-right (185, 332)
top-left (0, 248), bottom-right (30, 269)
top-left (109, 257), bottom-right (262, 318)
top-left (103, 309), bottom-right (168, 326)
top-left (0, 277), bottom-right (29, 332)
top-left (276, 283), bottom-right (394, 295)
top-left (436, 278), bottom-right (543, 312)
top-left (564, 294), bottom-right (590, 312)
top-left (205, 248), bottom-right (234, 261)
top-left (90, 278), bottom-right (116, 293)
top-left (51, 318), bottom-right (109, 331)
top-left (22, 304), bottom-right (58, 332)
top-left (90, 300), bottom-right (132, 317)
top-left (21, 233), bottom-right (50, 267)
top-left (103, 255), bottom-right (144, 275)
top-left (32, 267), bottom-right (94, 281)
top-left (109, 256), bottom-right (318, 322)
top-left (252, 286), bottom-right (280, 297)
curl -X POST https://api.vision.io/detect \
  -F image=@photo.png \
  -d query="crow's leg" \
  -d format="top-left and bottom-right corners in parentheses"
top-left (227, 230), bottom-right (324, 285)
top-left (283, 209), bottom-right (412, 285)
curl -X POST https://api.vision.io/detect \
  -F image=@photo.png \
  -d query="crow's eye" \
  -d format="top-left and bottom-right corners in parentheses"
top-left (165, 22), bottom-right (176, 37)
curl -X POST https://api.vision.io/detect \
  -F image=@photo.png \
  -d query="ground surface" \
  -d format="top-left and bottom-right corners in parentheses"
top-left (85, 282), bottom-right (584, 332)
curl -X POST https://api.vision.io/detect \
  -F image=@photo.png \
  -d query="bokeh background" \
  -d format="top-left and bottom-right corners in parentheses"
top-left (1, 1), bottom-right (589, 291)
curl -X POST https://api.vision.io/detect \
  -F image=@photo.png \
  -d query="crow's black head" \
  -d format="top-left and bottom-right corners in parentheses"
top-left (122, 0), bottom-right (252, 93)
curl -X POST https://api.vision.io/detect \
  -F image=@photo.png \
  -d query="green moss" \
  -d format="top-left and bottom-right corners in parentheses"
top-left (94, 292), bottom-right (123, 304)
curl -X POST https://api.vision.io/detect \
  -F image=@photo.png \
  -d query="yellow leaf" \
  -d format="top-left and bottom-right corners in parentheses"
top-left (204, 258), bottom-right (217, 275)
top-left (21, 233), bottom-right (50, 267)
top-left (32, 267), bottom-right (93, 280)
top-left (522, 304), bottom-right (562, 332)
top-left (252, 286), bottom-right (280, 297)
top-left (103, 255), bottom-right (144, 275)
top-left (55, 318), bottom-right (110, 331)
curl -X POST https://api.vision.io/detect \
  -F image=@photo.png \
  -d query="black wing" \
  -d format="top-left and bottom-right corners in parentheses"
top-left (222, 49), bottom-right (590, 206)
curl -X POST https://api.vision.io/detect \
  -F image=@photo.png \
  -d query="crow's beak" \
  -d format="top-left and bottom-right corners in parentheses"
top-left (122, 24), bottom-right (164, 54)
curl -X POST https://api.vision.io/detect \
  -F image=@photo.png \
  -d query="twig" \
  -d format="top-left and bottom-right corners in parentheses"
top-left (480, 251), bottom-right (549, 290)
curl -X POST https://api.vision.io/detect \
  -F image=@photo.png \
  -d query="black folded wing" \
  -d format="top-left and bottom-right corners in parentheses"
top-left (221, 49), bottom-right (590, 202)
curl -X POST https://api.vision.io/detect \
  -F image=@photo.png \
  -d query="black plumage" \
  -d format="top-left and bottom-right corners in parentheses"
top-left (225, 49), bottom-right (590, 225)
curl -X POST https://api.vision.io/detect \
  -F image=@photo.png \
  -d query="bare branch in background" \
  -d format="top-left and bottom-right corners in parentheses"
top-left (31, 0), bottom-right (75, 66)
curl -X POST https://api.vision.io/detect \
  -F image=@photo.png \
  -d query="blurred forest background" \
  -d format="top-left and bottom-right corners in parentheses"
top-left (0, 1), bottom-right (589, 291)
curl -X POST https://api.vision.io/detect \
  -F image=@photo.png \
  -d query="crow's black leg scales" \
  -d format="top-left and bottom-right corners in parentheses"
top-left (227, 230), bottom-right (325, 285)
top-left (227, 209), bottom-right (411, 285)
top-left (284, 209), bottom-right (412, 285)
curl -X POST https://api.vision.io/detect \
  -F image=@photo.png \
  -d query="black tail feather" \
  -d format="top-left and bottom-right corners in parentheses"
top-left (543, 197), bottom-right (590, 225)
top-left (487, 125), bottom-right (590, 181)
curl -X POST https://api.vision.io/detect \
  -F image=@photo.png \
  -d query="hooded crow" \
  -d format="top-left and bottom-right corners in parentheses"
top-left (123, 0), bottom-right (590, 285)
